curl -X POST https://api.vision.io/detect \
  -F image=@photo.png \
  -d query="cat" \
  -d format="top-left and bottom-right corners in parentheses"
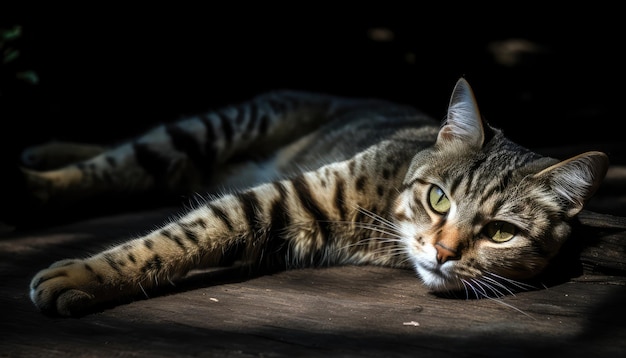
top-left (26, 78), bottom-right (609, 317)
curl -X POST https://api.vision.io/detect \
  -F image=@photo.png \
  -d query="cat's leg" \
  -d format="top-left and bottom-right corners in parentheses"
top-left (7, 91), bottom-right (350, 222)
top-left (20, 141), bottom-right (108, 170)
top-left (29, 144), bottom-right (409, 316)
top-left (28, 183), bottom-right (284, 316)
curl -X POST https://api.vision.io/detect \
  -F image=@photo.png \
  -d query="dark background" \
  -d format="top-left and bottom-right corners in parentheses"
top-left (2, 5), bottom-right (625, 166)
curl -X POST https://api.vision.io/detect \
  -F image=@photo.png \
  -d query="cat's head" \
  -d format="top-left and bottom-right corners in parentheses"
top-left (393, 78), bottom-right (609, 295)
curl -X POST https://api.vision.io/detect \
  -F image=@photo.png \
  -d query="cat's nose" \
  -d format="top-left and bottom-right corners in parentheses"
top-left (435, 242), bottom-right (459, 264)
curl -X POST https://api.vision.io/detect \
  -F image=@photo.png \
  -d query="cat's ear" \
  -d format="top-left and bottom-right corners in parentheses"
top-left (437, 78), bottom-right (485, 149)
top-left (533, 151), bottom-right (609, 217)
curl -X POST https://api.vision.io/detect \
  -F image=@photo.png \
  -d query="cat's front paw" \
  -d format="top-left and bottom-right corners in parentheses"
top-left (29, 259), bottom-right (99, 316)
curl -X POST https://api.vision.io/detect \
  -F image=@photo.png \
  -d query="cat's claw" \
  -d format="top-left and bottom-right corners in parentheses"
top-left (29, 259), bottom-right (97, 316)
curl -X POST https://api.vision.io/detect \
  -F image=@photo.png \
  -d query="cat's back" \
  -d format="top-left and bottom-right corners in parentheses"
top-left (267, 90), bottom-right (439, 170)
top-left (207, 90), bottom-right (440, 191)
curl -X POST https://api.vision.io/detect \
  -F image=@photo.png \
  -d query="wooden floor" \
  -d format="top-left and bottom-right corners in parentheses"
top-left (1, 164), bottom-right (626, 357)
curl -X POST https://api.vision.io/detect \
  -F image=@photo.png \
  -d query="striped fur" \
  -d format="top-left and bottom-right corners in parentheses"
top-left (27, 78), bottom-right (608, 316)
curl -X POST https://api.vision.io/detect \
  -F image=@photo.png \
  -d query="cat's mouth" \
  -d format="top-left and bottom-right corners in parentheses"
top-left (400, 239), bottom-right (463, 291)
top-left (411, 259), bottom-right (463, 292)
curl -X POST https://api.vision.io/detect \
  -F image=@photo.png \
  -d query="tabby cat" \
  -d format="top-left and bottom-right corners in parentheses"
top-left (26, 78), bottom-right (608, 317)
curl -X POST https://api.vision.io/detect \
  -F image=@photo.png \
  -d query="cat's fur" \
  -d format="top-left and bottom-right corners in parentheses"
top-left (26, 78), bottom-right (608, 316)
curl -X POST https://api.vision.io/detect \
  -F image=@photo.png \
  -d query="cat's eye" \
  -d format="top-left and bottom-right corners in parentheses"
top-left (483, 221), bottom-right (517, 243)
top-left (428, 185), bottom-right (450, 214)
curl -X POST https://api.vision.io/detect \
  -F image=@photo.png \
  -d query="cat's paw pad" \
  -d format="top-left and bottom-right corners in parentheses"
top-left (29, 259), bottom-right (98, 316)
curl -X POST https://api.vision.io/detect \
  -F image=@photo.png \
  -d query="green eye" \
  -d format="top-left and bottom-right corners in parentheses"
top-left (428, 185), bottom-right (450, 214)
top-left (484, 221), bottom-right (517, 243)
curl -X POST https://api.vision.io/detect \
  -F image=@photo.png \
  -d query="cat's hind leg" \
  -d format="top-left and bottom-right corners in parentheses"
top-left (3, 91), bottom-right (345, 227)
top-left (20, 141), bottom-right (107, 170)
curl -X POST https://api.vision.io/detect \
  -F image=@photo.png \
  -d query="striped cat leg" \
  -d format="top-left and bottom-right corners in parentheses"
top-left (29, 145), bottom-right (409, 316)
top-left (18, 91), bottom-right (343, 213)
top-left (28, 180), bottom-right (302, 316)
top-left (28, 182), bottom-right (278, 316)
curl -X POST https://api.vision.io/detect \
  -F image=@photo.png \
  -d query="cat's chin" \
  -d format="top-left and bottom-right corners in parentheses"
top-left (412, 263), bottom-right (463, 292)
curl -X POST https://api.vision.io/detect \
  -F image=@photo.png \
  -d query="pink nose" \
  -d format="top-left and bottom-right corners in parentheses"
top-left (435, 243), bottom-right (458, 264)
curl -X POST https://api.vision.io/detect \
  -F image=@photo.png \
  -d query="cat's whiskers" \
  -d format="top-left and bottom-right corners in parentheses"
top-left (364, 240), bottom-right (407, 256)
top-left (338, 235), bottom-right (398, 249)
top-left (354, 206), bottom-right (402, 231)
top-left (336, 236), bottom-right (405, 260)
top-left (460, 278), bottom-right (480, 299)
top-left (352, 222), bottom-right (403, 238)
top-left (324, 219), bottom-right (403, 242)
top-left (460, 276), bottom-right (536, 320)
top-left (476, 278), bottom-right (519, 300)
top-left (470, 278), bottom-right (499, 297)
top-left (484, 272), bottom-right (538, 291)
top-left (481, 275), bottom-right (517, 296)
